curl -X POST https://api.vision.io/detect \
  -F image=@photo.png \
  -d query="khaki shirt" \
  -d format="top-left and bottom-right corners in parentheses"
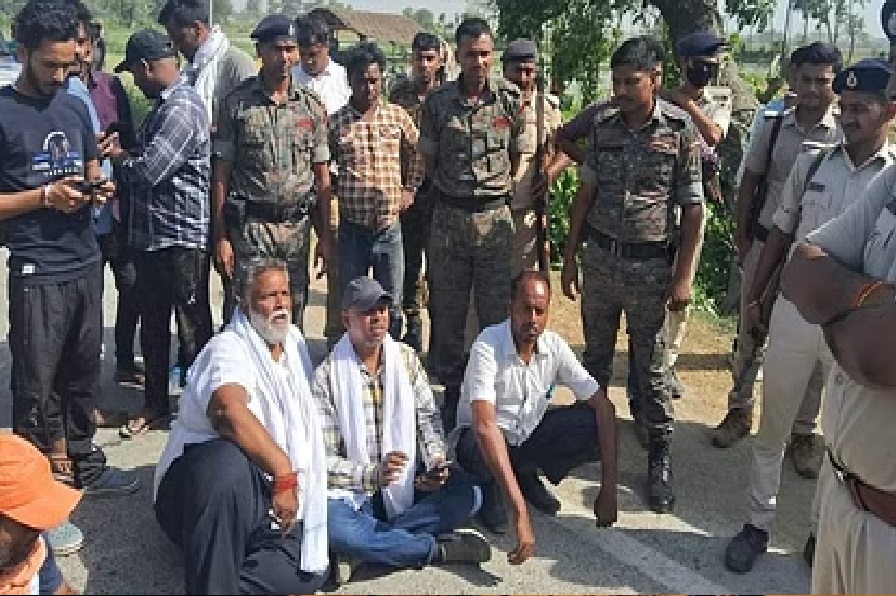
top-left (805, 164), bottom-right (896, 491)
top-left (418, 76), bottom-right (528, 199)
top-left (743, 105), bottom-right (841, 230)
top-left (213, 76), bottom-right (329, 205)
top-left (511, 93), bottom-right (562, 210)
top-left (579, 99), bottom-right (704, 243)
top-left (774, 142), bottom-right (896, 242)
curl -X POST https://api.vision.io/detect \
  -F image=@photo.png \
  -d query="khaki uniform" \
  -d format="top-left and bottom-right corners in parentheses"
top-left (509, 92), bottom-right (562, 275)
top-left (389, 77), bottom-right (434, 330)
top-left (418, 76), bottom-right (527, 389)
top-left (731, 106), bottom-right (841, 421)
top-left (801, 164), bottom-right (896, 593)
top-left (578, 99), bottom-right (703, 434)
top-left (746, 143), bottom-right (896, 533)
top-left (213, 76), bottom-right (329, 330)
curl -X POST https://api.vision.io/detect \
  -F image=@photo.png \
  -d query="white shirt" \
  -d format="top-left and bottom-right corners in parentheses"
top-left (457, 319), bottom-right (601, 446)
top-left (292, 59), bottom-right (350, 115)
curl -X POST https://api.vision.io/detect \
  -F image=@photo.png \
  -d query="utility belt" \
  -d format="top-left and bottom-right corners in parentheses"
top-left (586, 226), bottom-right (676, 262)
top-left (828, 449), bottom-right (896, 529)
top-left (752, 223), bottom-right (770, 243)
top-left (224, 192), bottom-right (316, 228)
top-left (436, 188), bottom-right (509, 213)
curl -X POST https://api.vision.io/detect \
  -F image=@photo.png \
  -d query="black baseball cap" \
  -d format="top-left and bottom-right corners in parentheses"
top-left (114, 29), bottom-right (177, 73)
top-left (342, 277), bottom-right (392, 312)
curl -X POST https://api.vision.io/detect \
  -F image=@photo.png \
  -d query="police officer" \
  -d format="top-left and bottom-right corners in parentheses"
top-left (212, 14), bottom-right (332, 329)
top-left (500, 39), bottom-right (569, 275)
top-left (418, 17), bottom-right (526, 430)
top-left (560, 36), bottom-right (705, 512)
top-left (724, 58), bottom-right (896, 574)
top-left (780, 123), bottom-right (896, 596)
top-left (389, 32), bottom-right (444, 352)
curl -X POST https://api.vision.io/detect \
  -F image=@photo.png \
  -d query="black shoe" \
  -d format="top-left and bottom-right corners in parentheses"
top-left (725, 523), bottom-right (769, 573)
top-left (436, 529), bottom-right (491, 564)
top-left (402, 318), bottom-right (423, 353)
top-left (646, 435), bottom-right (675, 513)
top-left (517, 470), bottom-right (561, 515)
top-left (114, 361), bottom-right (145, 386)
top-left (803, 533), bottom-right (816, 568)
top-left (478, 481), bottom-right (508, 534)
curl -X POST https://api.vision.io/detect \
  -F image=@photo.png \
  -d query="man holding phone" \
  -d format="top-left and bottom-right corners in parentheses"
top-left (312, 276), bottom-right (490, 585)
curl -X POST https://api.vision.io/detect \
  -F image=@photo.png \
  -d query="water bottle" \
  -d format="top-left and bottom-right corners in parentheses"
top-left (168, 366), bottom-right (182, 396)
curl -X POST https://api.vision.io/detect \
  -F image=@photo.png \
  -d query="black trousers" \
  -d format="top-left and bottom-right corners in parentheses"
top-left (98, 231), bottom-right (140, 366)
top-left (134, 247), bottom-right (212, 416)
top-left (155, 439), bottom-right (328, 595)
top-left (400, 182), bottom-right (434, 323)
top-left (9, 264), bottom-right (107, 485)
top-left (455, 404), bottom-right (599, 485)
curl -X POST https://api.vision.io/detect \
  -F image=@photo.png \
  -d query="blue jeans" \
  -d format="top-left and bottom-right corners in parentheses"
top-left (338, 219), bottom-right (404, 338)
top-left (327, 469), bottom-right (480, 568)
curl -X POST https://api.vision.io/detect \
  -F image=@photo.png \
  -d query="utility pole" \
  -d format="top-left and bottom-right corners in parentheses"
top-left (209, 0), bottom-right (213, 26)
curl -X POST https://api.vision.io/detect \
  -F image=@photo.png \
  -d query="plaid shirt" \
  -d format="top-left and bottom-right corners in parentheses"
top-left (125, 82), bottom-right (210, 252)
top-left (312, 342), bottom-right (446, 494)
top-left (329, 100), bottom-right (425, 230)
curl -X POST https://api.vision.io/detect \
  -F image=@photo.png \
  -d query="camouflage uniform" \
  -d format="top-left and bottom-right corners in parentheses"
top-left (418, 76), bottom-right (527, 393)
top-left (214, 76), bottom-right (329, 329)
top-left (578, 99), bottom-right (703, 437)
top-left (389, 77), bottom-right (435, 340)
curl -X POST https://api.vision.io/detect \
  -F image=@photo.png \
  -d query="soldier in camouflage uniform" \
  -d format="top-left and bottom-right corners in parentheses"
top-left (389, 32), bottom-right (444, 352)
top-left (211, 15), bottom-right (332, 330)
top-left (418, 18), bottom-right (527, 430)
top-left (560, 36), bottom-right (705, 513)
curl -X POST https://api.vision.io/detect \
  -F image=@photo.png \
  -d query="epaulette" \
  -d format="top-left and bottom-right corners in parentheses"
top-left (763, 105), bottom-right (794, 119)
top-left (800, 140), bottom-right (837, 155)
top-left (656, 97), bottom-right (690, 122)
top-left (588, 99), bottom-right (619, 122)
top-left (492, 76), bottom-right (522, 98)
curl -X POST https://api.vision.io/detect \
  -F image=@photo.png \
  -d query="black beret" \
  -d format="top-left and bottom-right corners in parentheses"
top-left (833, 58), bottom-right (895, 95)
top-left (251, 14), bottom-right (297, 44)
top-left (675, 31), bottom-right (728, 58)
top-left (502, 39), bottom-right (537, 63)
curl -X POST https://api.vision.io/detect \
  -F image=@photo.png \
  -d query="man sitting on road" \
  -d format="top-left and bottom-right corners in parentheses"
top-left (153, 258), bottom-right (329, 595)
top-left (454, 270), bottom-right (618, 565)
top-left (312, 276), bottom-right (490, 584)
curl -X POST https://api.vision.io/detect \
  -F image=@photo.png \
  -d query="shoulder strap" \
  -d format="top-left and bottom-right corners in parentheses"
top-left (801, 147), bottom-right (832, 197)
top-left (763, 114), bottom-right (784, 172)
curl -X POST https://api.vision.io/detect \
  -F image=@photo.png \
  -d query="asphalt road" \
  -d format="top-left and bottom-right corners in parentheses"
top-left (0, 256), bottom-right (815, 594)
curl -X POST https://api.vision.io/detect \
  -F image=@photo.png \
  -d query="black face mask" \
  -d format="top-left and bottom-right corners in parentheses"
top-left (686, 60), bottom-right (718, 88)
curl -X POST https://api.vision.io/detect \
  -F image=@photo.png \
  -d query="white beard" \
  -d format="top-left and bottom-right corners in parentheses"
top-left (248, 308), bottom-right (290, 345)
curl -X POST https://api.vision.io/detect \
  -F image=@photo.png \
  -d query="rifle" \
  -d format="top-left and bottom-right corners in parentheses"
top-left (746, 113), bottom-right (784, 241)
top-left (533, 73), bottom-right (551, 272)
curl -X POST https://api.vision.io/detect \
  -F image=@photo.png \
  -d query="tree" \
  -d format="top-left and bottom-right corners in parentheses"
top-left (413, 8), bottom-right (435, 32)
top-left (213, 0), bottom-right (233, 23)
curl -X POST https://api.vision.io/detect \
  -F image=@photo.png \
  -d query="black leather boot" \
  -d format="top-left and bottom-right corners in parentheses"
top-left (647, 434), bottom-right (675, 513)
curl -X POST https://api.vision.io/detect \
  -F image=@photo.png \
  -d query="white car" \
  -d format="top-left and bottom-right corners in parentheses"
top-left (0, 58), bottom-right (20, 88)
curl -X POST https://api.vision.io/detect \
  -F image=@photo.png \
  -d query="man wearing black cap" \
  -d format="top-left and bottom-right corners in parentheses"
top-left (501, 39), bottom-right (569, 276)
top-left (389, 32), bottom-right (444, 353)
top-left (713, 42), bottom-right (843, 458)
top-left (312, 276), bottom-right (489, 583)
top-left (102, 28), bottom-right (213, 437)
top-left (212, 15), bottom-right (332, 331)
top-left (724, 58), bottom-right (896, 574)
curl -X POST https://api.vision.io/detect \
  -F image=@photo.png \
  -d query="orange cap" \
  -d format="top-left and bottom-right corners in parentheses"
top-left (0, 434), bottom-right (81, 530)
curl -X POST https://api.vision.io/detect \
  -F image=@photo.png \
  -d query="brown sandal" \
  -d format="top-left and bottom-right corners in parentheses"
top-left (119, 413), bottom-right (167, 439)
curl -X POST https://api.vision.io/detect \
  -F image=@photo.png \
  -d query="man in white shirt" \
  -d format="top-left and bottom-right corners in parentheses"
top-left (454, 270), bottom-right (619, 565)
top-left (293, 16), bottom-right (351, 350)
top-left (153, 258), bottom-right (329, 594)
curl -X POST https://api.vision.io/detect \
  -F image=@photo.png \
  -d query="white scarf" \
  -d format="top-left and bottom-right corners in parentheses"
top-left (182, 26), bottom-right (228, 120)
top-left (228, 307), bottom-right (328, 574)
top-left (331, 333), bottom-right (416, 519)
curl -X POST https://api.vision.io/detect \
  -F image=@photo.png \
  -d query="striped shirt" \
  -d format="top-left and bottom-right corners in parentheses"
top-left (311, 341), bottom-right (446, 494)
top-left (329, 100), bottom-right (425, 230)
top-left (124, 82), bottom-right (210, 252)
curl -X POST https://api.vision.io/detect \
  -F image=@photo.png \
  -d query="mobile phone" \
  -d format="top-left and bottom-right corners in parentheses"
top-left (104, 122), bottom-right (121, 138)
top-left (75, 179), bottom-right (104, 194)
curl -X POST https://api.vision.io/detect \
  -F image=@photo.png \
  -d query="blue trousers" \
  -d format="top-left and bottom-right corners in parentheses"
top-left (327, 469), bottom-right (480, 568)
top-left (154, 439), bottom-right (327, 595)
top-left (338, 219), bottom-right (404, 338)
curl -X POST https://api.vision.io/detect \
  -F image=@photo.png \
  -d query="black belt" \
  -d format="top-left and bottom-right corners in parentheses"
top-left (243, 200), bottom-right (312, 224)
top-left (586, 227), bottom-right (672, 260)
top-left (437, 190), bottom-right (508, 213)
top-left (753, 224), bottom-right (770, 243)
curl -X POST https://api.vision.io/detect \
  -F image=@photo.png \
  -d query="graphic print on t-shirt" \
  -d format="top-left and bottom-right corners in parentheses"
top-left (30, 130), bottom-right (84, 180)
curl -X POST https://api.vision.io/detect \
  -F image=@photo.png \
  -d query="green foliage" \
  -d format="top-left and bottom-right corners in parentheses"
top-left (693, 202), bottom-right (735, 316)
top-left (548, 169), bottom-right (577, 267)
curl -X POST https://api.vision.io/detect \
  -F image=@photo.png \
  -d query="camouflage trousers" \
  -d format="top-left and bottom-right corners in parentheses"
top-left (427, 201), bottom-right (513, 388)
top-left (581, 242), bottom-right (674, 435)
top-left (400, 183), bottom-right (434, 325)
top-left (224, 218), bottom-right (312, 331)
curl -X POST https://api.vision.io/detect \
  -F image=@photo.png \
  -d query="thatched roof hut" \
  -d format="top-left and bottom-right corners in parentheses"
top-left (307, 7), bottom-right (421, 45)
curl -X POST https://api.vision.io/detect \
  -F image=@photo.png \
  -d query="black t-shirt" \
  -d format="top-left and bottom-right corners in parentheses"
top-left (0, 86), bottom-right (100, 282)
